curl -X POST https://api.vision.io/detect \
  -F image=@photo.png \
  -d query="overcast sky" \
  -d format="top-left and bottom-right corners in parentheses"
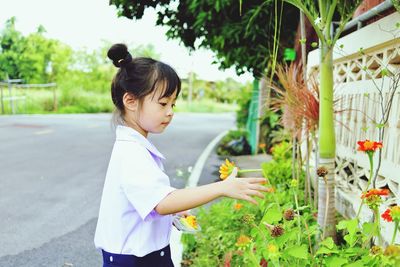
top-left (0, 0), bottom-right (253, 83)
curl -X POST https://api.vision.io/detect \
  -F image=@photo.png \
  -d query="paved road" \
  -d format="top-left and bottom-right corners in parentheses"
top-left (0, 113), bottom-right (235, 267)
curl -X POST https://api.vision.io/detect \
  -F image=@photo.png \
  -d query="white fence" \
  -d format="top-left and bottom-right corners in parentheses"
top-left (307, 12), bottom-right (400, 243)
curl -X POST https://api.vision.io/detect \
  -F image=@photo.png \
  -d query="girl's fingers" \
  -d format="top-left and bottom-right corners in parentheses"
top-left (246, 190), bottom-right (265, 199)
top-left (249, 184), bottom-right (269, 192)
top-left (244, 178), bottom-right (267, 184)
top-left (242, 195), bottom-right (258, 205)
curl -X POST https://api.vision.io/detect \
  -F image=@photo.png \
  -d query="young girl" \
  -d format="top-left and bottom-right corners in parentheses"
top-left (94, 43), bottom-right (269, 267)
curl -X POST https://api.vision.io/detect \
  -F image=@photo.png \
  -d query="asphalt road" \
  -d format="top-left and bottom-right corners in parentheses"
top-left (0, 112), bottom-right (235, 267)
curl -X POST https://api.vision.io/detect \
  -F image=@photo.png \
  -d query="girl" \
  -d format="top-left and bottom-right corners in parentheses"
top-left (94, 43), bottom-right (269, 267)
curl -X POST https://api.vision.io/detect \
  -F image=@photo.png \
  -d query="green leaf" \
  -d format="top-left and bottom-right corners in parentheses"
top-left (375, 123), bottom-right (385, 129)
top-left (362, 222), bottom-right (375, 236)
top-left (262, 204), bottom-right (282, 224)
top-left (336, 219), bottom-right (348, 230)
top-left (325, 256), bottom-right (348, 267)
top-left (320, 237), bottom-right (335, 249)
top-left (286, 244), bottom-right (309, 259)
top-left (311, 42), bottom-right (318, 48)
top-left (316, 246), bottom-right (339, 255)
top-left (344, 234), bottom-right (358, 247)
top-left (337, 219), bottom-right (359, 236)
top-left (381, 68), bottom-right (389, 77)
top-left (343, 260), bottom-right (365, 267)
top-left (299, 38), bottom-right (306, 44)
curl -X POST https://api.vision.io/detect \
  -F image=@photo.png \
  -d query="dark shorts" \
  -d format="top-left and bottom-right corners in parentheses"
top-left (102, 245), bottom-right (174, 267)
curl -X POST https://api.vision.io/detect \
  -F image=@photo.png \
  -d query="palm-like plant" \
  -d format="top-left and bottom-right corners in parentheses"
top-left (281, 0), bottom-right (363, 239)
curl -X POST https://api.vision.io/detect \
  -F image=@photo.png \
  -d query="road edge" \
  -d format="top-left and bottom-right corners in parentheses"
top-left (170, 129), bottom-right (229, 266)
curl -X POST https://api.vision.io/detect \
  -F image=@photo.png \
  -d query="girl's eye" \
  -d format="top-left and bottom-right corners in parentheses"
top-left (172, 104), bottom-right (176, 108)
top-left (159, 103), bottom-right (167, 107)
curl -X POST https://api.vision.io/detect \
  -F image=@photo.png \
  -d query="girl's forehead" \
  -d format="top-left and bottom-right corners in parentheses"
top-left (152, 85), bottom-right (178, 100)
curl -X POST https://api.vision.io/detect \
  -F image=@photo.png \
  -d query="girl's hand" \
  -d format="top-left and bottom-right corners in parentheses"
top-left (220, 167), bottom-right (268, 205)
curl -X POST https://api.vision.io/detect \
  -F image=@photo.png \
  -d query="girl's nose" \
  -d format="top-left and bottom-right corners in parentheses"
top-left (166, 106), bottom-right (174, 116)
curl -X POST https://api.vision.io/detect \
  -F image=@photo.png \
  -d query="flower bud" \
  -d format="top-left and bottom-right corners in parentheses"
top-left (283, 208), bottom-right (295, 221)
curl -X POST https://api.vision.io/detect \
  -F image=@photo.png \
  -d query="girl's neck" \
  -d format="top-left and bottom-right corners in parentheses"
top-left (123, 118), bottom-right (148, 138)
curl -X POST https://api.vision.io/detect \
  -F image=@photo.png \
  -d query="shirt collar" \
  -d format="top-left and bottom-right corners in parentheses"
top-left (116, 125), bottom-right (166, 160)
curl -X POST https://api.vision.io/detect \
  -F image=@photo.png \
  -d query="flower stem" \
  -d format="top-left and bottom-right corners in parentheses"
top-left (293, 188), bottom-right (302, 244)
top-left (356, 153), bottom-right (374, 218)
top-left (238, 169), bottom-right (263, 174)
top-left (373, 208), bottom-right (382, 245)
top-left (392, 221), bottom-right (399, 245)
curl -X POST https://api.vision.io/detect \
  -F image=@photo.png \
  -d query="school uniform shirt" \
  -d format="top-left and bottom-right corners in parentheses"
top-left (94, 125), bottom-right (177, 257)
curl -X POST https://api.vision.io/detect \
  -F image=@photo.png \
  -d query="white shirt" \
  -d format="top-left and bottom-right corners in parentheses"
top-left (94, 125), bottom-right (177, 256)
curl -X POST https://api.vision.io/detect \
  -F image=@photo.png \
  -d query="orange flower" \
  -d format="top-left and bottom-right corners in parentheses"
top-left (357, 140), bottom-right (383, 153)
top-left (266, 187), bottom-right (275, 193)
top-left (219, 159), bottom-right (237, 180)
top-left (233, 203), bottom-right (243, 210)
top-left (361, 189), bottom-right (390, 199)
top-left (259, 143), bottom-right (266, 149)
top-left (382, 206), bottom-right (400, 222)
top-left (382, 208), bottom-right (393, 222)
top-left (235, 234), bottom-right (252, 247)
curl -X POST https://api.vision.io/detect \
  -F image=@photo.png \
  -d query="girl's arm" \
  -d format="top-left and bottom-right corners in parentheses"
top-left (155, 168), bottom-right (268, 215)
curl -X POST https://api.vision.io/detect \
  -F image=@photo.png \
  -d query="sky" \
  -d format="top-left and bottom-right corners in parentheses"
top-left (0, 0), bottom-right (253, 83)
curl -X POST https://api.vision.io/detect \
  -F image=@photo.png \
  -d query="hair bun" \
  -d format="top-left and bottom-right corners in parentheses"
top-left (107, 43), bottom-right (132, 68)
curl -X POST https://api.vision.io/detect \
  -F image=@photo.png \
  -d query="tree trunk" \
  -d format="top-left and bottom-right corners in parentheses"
top-left (317, 43), bottom-right (336, 241)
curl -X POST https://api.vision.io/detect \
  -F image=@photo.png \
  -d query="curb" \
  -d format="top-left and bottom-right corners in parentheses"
top-left (170, 129), bottom-right (229, 266)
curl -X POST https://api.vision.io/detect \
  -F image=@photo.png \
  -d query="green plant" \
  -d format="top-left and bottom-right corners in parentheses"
top-left (182, 140), bottom-right (400, 267)
top-left (216, 129), bottom-right (252, 156)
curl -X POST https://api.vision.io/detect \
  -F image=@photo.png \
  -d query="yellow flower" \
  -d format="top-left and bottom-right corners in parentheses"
top-left (180, 215), bottom-right (198, 229)
top-left (267, 244), bottom-right (278, 254)
top-left (185, 215), bottom-right (198, 229)
top-left (219, 159), bottom-right (237, 180)
top-left (234, 203), bottom-right (243, 210)
top-left (235, 234), bottom-right (252, 247)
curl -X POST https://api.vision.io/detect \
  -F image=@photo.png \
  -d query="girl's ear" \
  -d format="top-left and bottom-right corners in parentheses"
top-left (122, 92), bottom-right (139, 112)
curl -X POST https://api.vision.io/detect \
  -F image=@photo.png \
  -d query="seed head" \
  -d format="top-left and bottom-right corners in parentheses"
top-left (283, 209), bottom-right (295, 221)
top-left (270, 225), bottom-right (284, 237)
top-left (317, 166), bottom-right (328, 177)
top-left (241, 214), bottom-right (255, 225)
top-left (370, 245), bottom-right (382, 255)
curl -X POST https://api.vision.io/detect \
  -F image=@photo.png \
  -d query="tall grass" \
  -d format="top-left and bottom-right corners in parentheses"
top-left (0, 87), bottom-right (238, 114)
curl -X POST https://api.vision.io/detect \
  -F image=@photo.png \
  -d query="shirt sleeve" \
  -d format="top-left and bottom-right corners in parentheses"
top-left (118, 142), bottom-right (176, 221)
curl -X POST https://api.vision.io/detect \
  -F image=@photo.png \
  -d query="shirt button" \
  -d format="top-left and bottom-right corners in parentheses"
top-left (160, 251), bottom-right (165, 257)
top-left (110, 256), bottom-right (113, 262)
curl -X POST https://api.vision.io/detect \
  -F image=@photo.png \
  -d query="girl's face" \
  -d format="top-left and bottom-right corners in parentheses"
top-left (131, 86), bottom-right (177, 137)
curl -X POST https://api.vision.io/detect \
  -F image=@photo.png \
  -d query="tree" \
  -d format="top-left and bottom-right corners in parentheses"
top-left (0, 17), bottom-right (24, 80)
top-left (109, 0), bottom-right (299, 78)
top-left (284, 0), bottom-right (363, 240)
top-left (0, 17), bottom-right (73, 83)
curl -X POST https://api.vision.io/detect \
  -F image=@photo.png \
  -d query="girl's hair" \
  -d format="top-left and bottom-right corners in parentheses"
top-left (107, 43), bottom-right (181, 124)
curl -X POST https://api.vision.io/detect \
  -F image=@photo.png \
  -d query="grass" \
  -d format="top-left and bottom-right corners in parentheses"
top-left (0, 89), bottom-right (238, 114)
top-left (175, 98), bottom-right (238, 113)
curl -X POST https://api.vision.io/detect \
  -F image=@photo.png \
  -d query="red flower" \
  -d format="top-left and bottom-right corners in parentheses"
top-left (382, 208), bottom-right (393, 222)
top-left (361, 189), bottom-right (390, 199)
top-left (357, 140), bottom-right (383, 152)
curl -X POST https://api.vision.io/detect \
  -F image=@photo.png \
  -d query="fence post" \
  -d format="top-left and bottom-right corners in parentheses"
top-left (53, 86), bottom-right (57, 111)
top-left (246, 79), bottom-right (260, 155)
top-left (0, 84), bottom-right (4, 114)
